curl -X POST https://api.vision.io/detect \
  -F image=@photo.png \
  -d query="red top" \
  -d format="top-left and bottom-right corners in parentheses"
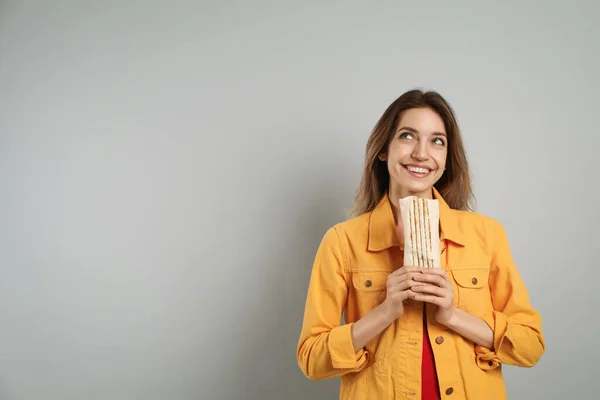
top-left (421, 307), bottom-right (441, 400)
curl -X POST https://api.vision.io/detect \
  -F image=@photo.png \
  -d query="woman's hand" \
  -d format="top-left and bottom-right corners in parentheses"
top-left (381, 265), bottom-right (423, 321)
top-left (350, 265), bottom-right (422, 351)
top-left (411, 268), bottom-right (456, 325)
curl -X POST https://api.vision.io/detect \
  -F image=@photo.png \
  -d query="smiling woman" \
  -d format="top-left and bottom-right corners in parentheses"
top-left (296, 89), bottom-right (545, 400)
top-left (379, 107), bottom-right (449, 200)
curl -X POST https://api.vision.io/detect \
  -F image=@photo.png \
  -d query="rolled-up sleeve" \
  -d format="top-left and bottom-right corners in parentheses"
top-left (297, 226), bottom-right (369, 380)
top-left (475, 220), bottom-right (546, 370)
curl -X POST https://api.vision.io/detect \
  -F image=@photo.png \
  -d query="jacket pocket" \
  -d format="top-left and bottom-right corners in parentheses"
top-left (349, 268), bottom-right (391, 314)
top-left (450, 267), bottom-right (491, 317)
top-left (351, 269), bottom-right (389, 292)
top-left (348, 268), bottom-right (395, 364)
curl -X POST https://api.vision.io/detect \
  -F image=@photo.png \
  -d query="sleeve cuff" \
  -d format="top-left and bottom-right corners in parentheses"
top-left (474, 345), bottom-right (501, 370)
top-left (327, 323), bottom-right (369, 369)
top-left (475, 311), bottom-right (514, 370)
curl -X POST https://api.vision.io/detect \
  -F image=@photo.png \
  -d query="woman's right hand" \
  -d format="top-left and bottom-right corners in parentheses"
top-left (382, 265), bottom-right (422, 321)
top-left (351, 265), bottom-right (422, 351)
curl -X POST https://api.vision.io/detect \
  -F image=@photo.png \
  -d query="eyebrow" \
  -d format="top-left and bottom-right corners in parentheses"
top-left (397, 126), bottom-right (447, 137)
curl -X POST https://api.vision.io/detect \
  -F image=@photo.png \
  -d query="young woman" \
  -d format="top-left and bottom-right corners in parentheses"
top-left (296, 89), bottom-right (545, 399)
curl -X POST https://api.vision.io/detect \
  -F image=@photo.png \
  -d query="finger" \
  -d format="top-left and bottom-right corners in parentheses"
top-left (419, 269), bottom-right (452, 288)
top-left (413, 273), bottom-right (446, 288)
top-left (389, 271), bottom-right (422, 286)
top-left (386, 273), bottom-right (422, 292)
top-left (412, 293), bottom-right (442, 306)
top-left (411, 283), bottom-right (444, 297)
top-left (421, 268), bottom-right (449, 280)
top-left (387, 278), bottom-right (420, 293)
top-left (392, 288), bottom-right (414, 302)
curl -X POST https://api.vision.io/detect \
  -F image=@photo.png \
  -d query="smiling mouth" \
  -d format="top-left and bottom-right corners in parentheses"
top-left (404, 165), bottom-right (432, 177)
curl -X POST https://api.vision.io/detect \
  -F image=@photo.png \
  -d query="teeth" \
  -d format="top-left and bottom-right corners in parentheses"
top-left (407, 166), bottom-right (430, 174)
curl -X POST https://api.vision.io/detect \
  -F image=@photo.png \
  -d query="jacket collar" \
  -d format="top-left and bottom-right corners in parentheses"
top-left (367, 187), bottom-right (466, 251)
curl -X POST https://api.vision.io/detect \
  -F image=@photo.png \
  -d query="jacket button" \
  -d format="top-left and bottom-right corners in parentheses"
top-left (471, 277), bottom-right (478, 285)
top-left (435, 336), bottom-right (444, 344)
top-left (445, 387), bottom-right (454, 395)
top-left (365, 280), bottom-right (372, 287)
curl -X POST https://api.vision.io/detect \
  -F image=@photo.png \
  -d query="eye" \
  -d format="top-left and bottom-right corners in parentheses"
top-left (398, 131), bottom-right (414, 140)
top-left (432, 137), bottom-right (446, 146)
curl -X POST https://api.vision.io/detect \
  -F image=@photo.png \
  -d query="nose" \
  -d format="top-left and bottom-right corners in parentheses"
top-left (411, 140), bottom-right (429, 161)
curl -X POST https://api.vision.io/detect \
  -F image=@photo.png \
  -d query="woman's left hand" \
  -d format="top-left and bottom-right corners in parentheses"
top-left (411, 268), bottom-right (456, 325)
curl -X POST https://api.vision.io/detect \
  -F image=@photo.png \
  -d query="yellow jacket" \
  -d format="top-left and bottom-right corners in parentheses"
top-left (297, 189), bottom-right (545, 399)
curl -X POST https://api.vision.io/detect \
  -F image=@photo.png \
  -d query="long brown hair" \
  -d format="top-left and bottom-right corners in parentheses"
top-left (350, 89), bottom-right (474, 217)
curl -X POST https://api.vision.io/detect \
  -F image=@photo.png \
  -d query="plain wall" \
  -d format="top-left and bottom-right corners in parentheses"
top-left (0, 1), bottom-right (598, 399)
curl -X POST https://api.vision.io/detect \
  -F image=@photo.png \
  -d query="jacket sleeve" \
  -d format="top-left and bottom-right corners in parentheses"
top-left (475, 219), bottom-right (546, 370)
top-left (296, 226), bottom-right (370, 380)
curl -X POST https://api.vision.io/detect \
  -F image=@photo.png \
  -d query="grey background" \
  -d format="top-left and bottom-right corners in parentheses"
top-left (0, 1), bottom-right (598, 399)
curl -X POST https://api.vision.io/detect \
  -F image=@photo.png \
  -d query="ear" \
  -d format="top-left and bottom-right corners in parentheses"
top-left (378, 152), bottom-right (387, 161)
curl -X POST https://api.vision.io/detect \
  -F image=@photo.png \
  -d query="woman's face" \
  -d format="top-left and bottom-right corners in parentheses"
top-left (379, 107), bottom-right (448, 199)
